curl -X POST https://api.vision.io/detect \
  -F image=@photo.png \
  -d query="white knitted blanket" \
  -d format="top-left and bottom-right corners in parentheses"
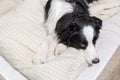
top-left (0, 0), bottom-right (120, 80)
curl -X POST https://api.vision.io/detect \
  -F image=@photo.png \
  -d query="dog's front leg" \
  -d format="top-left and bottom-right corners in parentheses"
top-left (32, 35), bottom-right (53, 64)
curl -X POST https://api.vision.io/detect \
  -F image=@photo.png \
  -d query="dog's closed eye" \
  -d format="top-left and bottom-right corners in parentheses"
top-left (66, 0), bottom-right (70, 2)
top-left (80, 41), bottom-right (88, 49)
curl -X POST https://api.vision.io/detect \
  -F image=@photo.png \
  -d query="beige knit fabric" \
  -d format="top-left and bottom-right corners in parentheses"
top-left (0, 0), bottom-right (23, 17)
top-left (89, 0), bottom-right (120, 19)
top-left (0, 0), bottom-right (120, 80)
top-left (0, 0), bottom-right (88, 80)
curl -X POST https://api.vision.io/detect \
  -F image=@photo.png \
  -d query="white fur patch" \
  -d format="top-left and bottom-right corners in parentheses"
top-left (83, 26), bottom-right (94, 42)
top-left (45, 0), bottom-right (73, 38)
top-left (82, 26), bottom-right (98, 63)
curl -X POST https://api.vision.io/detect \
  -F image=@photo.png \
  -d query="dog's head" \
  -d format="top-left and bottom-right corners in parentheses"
top-left (56, 16), bottom-right (102, 64)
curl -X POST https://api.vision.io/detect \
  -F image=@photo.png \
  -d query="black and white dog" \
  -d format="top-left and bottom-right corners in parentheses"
top-left (35, 0), bottom-right (102, 64)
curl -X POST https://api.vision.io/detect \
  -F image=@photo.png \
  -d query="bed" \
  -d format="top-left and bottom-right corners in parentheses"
top-left (0, 0), bottom-right (120, 80)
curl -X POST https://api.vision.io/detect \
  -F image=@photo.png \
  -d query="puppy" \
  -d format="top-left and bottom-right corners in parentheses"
top-left (34, 0), bottom-right (102, 64)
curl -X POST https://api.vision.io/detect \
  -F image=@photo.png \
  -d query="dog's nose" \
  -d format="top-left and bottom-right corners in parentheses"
top-left (92, 58), bottom-right (100, 64)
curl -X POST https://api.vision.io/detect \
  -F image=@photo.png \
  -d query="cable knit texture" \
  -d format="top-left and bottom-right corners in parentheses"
top-left (0, 0), bottom-right (87, 80)
top-left (0, 0), bottom-right (120, 80)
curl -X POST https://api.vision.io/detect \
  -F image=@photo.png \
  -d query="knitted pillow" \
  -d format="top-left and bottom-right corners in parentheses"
top-left (0, 0), bottom-right (88, 80)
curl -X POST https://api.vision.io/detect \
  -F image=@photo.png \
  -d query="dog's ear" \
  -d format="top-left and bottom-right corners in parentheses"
top-left (64, 23), bottom-right (79, 45)
top-left (91, 16), bottom-right (102, 29)
top-left (55, 20), bottom-right (74, 45)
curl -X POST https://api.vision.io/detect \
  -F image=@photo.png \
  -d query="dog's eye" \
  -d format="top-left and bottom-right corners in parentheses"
top-left (80, 43), bottom-right (86, 48)
top-left (66, 0), bottom-right (70, 1)
top-left (66, 0), bottom-right (71, 2)
top-left (80, 41), bottom-right (87, 49)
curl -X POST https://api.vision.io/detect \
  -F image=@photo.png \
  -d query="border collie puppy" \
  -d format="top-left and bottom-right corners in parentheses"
top-left (36, 0), bottom-right (102, 64)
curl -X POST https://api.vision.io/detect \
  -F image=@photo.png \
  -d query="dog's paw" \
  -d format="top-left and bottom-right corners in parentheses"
top-left (32, 54), bottom-right (46, 64)
top-left (55, 43), bottom-right (67, 56)
top-left (32, 40), bottom-right (49, 64)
